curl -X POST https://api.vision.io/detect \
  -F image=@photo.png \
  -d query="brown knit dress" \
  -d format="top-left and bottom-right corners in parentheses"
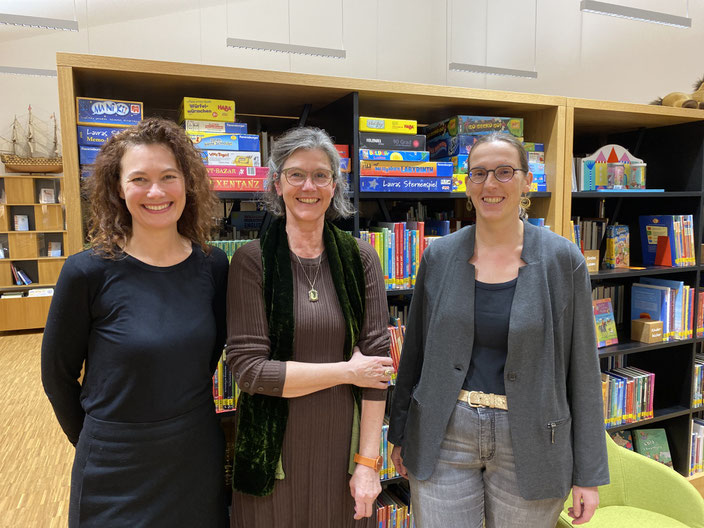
top-left (226, 238), bottom-right (390, 528)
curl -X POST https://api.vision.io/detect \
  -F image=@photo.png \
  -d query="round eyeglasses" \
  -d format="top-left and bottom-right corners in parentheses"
top-left (281, 167), bottom-right (334, 187)
top-left (467, 166), bottom-right (526, 184)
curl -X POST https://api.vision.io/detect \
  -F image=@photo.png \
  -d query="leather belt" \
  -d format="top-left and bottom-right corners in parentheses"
top-left (458, 390), bottom-right (508, 410)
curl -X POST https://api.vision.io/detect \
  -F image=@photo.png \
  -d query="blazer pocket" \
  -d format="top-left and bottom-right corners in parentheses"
top-left (546, 416), bottom-right (571, 445)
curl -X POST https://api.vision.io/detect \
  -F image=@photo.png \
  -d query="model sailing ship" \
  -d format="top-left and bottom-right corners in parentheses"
top-left (0, 106), bottom-right (62, 173)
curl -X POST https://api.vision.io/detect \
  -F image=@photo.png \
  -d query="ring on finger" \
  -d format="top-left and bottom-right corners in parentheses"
top-left (383, 367), bottom-right (393, 377)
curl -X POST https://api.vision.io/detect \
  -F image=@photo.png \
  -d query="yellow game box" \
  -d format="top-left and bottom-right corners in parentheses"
top-left (359, 116), bottom-right (417, 135)
top-left (179, 97), bottom-right (235, 123)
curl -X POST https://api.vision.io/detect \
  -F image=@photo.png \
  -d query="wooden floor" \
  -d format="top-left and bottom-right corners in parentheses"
top-left (0, 331), bottom-right (73, 527)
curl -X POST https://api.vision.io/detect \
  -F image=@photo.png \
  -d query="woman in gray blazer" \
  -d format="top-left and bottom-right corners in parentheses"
top-left (389, 133), bottom-right (609, 527)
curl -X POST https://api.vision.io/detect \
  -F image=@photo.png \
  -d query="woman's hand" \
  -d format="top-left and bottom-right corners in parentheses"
top-left (568, 485), bottom-right (599, 524)
top-left (346, 347), bottom-right (394, 389)
top-left (390, 445), bottom-right (408, 479)
top-left (349, 464), bottom-right (382, 520)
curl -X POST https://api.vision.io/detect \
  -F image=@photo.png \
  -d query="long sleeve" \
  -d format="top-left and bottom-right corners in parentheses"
top-left (225, 241), bottom-right (286, 395)
top-left (356, 240), bottom-right (390, 401)
top-left (388, 247), bottom-right (429, 446)
top-left (41, 256), bottom-right (92, 445)
top-left (568, 254), bottom-right (610, 487)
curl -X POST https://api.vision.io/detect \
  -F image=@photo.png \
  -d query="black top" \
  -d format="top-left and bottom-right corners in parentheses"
top-left (41, 244), bottom-right (228, 445)
top-left (463, 277), bottom-right (517, 395)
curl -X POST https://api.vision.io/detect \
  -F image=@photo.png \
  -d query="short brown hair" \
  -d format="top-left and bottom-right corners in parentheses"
top-left (86, 117), bottom-right (219, 258)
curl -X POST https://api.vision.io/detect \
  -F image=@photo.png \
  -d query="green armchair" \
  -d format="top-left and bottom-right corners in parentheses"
top-left (557, 431), bottom-right (704, 528)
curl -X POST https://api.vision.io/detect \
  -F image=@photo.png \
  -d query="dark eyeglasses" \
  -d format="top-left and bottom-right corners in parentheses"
top-left (280, 167), bottom-right (335, 187)
top-left (467, 166), bottom-right (526, 184)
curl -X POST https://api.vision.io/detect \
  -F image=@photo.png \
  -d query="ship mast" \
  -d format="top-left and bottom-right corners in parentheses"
top-left (26, 105), bottom-right (35, 157)
top-left (51, 113), bottom-right (59, 157)
top-left (10, 117), bottom-right (19, 155)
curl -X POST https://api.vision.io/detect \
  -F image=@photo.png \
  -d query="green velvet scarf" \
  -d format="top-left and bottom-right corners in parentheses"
top-left (232, 217), bottom-right (365, 496)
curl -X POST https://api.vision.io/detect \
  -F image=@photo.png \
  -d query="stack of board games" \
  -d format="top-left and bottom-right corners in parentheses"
top-left (76, 97), bottom-right (144, 178)
top-left (357, 116), bottom-right (454, 193)
top-left (423, 115), bottom-right (547, 192)
top-left (180, 97), bottom-right (269, 192)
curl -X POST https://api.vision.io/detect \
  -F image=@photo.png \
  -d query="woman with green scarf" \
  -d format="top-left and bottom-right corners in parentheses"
top-left (226, 127), bottom-right (393, 527)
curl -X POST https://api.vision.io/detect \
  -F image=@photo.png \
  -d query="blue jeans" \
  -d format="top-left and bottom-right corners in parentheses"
top-left (408, 401), bottom-right (565, 528)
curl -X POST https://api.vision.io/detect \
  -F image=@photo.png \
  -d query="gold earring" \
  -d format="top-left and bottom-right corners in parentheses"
top-left (520, 195), bottom-right (531, 210)
top-left (465, 199), bottom-right (473, 212)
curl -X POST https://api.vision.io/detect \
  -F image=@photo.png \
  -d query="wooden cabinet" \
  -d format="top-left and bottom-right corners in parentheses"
top-left (0, 173), bottom-right (67, 331)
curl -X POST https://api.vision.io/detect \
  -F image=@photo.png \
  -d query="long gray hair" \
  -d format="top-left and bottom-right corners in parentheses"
top-left (261, 127), bottom-right (355, 219)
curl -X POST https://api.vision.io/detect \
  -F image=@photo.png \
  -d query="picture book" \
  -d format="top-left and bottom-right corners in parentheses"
top-left (604, 224), bottom-right (629, 268)
top-left (593, 298), bottom-right (618, 348)
top-left (633, 428), bottom-right (673, 468)
top-left (639, 215), bottom-right (678, 267)
top-left (610, 430), bottom-right (634, 451)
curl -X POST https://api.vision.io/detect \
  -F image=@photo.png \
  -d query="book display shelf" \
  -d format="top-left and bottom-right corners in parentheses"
top-left (53, 53), bottom-right (704, 493)
top-left (565, 98), bottom-right (704, 481)
top-left (0, 173), bottom-right (68, 331)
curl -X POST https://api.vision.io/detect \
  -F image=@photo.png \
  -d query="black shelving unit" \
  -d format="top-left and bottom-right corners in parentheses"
top-left (572, 113), bottom-right (704, 477)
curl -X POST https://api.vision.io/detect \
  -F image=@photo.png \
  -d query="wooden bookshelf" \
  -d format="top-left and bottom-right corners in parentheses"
top-left (53, 52), bottom-right (704, 481)
top-left (0, 173), bottom-right (66, 331)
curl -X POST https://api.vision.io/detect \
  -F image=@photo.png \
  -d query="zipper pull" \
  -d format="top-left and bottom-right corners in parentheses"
top-left (548, 422), bottom-right (556, 444)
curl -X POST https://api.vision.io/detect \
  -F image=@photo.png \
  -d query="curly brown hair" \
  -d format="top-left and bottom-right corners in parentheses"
top-left (85, 117), bottom-right (219, 258)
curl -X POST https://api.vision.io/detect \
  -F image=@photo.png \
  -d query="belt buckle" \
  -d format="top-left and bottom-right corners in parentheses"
top-left (467, 391), bottom-right (484, 408)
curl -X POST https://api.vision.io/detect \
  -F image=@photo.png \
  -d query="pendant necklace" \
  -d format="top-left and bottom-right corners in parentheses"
top-left (295, 253), bottom-right (322, 302)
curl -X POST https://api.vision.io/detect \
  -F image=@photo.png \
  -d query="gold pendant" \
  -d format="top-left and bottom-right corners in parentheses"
top-left (308, 288), bottom-right (319, 302)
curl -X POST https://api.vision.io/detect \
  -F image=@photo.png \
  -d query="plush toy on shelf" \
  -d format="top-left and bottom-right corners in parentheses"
top-left (651, 76), bottom-right (704, 109)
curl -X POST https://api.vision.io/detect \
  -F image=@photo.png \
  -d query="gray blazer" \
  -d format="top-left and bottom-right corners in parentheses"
top-left (388, 221), bottom-right (609, 500)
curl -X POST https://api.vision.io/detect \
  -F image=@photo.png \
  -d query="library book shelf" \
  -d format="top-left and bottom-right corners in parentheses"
top-left (49, 53), bottom-right (704, 490)
top-left (0, 172), bottom-right (71, 331)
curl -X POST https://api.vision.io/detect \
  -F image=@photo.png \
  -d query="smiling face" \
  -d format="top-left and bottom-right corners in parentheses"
top-left (274, 148), bottom-right (336, 227)
top-left (466, 140), bottom-right (532, 226)
top-left (119, 143), bottom-right (186, 237)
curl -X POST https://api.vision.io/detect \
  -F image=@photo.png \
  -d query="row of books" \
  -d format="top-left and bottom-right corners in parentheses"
top-left (387, 323), bottom-right (405, 386)
top-left (601, 367), bottom-right (655, 428)
top-left (213, 351), bottom-right (240, 413)
top-left (631, 279), bottom-right (697, 342)
top-left (9, 261), bottom-right (32, 285)
top-left (693, 354), bottom-right (704, 408)
top-left (572, 217), bottom-right (609, 253)
top-left (592, 285), bottom-right (625, 326)
top-left (640, 215), bottom-right (696, 267)
top-left (571, 220), bottom-right (630, 269)
top-left (610, 428), bottom-right (672, 468)
top-left (376, 482), bottom-right (415, 528)
top-left (1, 288), bottom-right (53, 299)
top-left (208, 239), bottom-right (255, 262)
top-left (359, 222), bottom-right (444, 290)
top-left (691, 418), bottom-right (704, 476)
top-left (379, 421), bottom-right (400, 481)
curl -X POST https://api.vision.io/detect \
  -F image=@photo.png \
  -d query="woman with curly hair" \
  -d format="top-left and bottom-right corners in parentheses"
top-left (41, 117), bottom-right (228, 526)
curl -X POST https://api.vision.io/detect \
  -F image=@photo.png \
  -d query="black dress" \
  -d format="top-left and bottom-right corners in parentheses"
top-left (41, 245), bottom-right (228, 527)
